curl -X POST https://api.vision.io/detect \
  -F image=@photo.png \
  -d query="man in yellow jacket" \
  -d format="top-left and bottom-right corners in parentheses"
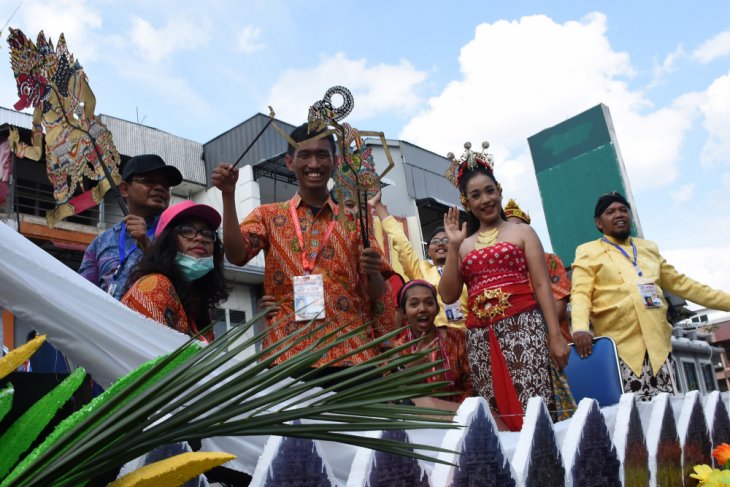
top-left (369, 191), bottom-right (468, 329)
top-left (571, 192), bottom-right (730, 400)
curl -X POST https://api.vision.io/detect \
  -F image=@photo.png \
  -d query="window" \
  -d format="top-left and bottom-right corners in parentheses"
top-left (702, 363), bottom-right (717, 392)
top-left (683, 361), bottom-right (699, 392)
top-left (672, 359), bottom-right (683, 393)
top-left (212, 308), bottom-right (227, 339)
top-left (212, 308), bottom-right (247, 339)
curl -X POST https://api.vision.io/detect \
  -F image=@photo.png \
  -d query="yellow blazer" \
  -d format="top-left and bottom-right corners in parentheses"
top-left (381, 216), bottom-right (468, 329)
top-left (571, 235), bottom-right (730, 376)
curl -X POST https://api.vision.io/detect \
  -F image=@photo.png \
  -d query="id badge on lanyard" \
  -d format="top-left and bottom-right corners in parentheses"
top-left (294, 274), bottom-right (326, 321)
top-left (438, 267), bottom-right (464, 321)
top-left (602, 237), bottom-right (662, 309)
top-left (443, 301), bottom-right (464, 321)
top-left (637, 278), bottom-right (663, 308)
top-left (290, 199), bottom-right (336, 321)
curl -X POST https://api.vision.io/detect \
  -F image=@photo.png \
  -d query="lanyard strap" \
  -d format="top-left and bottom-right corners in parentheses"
top-left (289, 198), bottom-right (337, 274)
top-left (118, 221), bottom-right (157, 267)
top-left (602, 237), bottom-right (642, 277)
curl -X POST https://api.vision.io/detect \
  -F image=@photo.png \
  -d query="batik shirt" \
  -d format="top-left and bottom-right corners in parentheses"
top-left (239, 193), bottom-right (393, 366)
top-left (545, 252), bottom-right (572, 342)
top-left (78, 216), bottom-right (160, 300)
top-left (392, 326), bottom-right (473, 402)
top-left (122, 273), bottom-right (214, 343)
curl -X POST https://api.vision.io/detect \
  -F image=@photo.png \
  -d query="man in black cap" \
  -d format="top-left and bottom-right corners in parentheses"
top-left (79, 154), bottom-right (183, 299)
top-left (570, 192), bottom-right (730, 400)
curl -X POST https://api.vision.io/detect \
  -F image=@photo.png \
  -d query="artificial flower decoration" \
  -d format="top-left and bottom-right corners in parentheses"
top-left (702, 469), bottom-right (730, 487)
top-left (714, 444), bottom-right (730, 467)
top-left (691, 464), bottom-right (715, 484)
top-left (690, 443), bottom-right (730, 486)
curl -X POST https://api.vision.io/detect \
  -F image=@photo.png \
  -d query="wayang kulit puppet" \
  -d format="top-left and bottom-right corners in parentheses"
top-left (6, 28), bottom-right (124, 226)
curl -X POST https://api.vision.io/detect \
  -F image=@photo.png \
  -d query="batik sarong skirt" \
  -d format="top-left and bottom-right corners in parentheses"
top-left (466, 308), bottom-right (555, 420)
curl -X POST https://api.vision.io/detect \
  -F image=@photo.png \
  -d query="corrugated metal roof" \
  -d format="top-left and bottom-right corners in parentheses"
top-left (203, 113), bottom-right (296, 187)
top-left (99, 115), bottom-right (205, 185)
top-left (0, 107), bottom-right (206, 185)
top-left (0, 107), bottom-right (33, 129)
top-left (400, 141), bottom-right (461, 206)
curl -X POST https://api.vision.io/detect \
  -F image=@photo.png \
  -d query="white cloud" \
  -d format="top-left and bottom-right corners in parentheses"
top-left (698, 71), bottom-right (730, 166)
top-left (130, 15), bottom-right (211, 63)
top-left (268, 52), bottom-right (428, 123)
top-left (693, 31), bottom-right (730, 64)
top-left (650, 45), bottom-right (685, 87)
top-left (0, 0), bottom-right (104, 112)
top-left (108, 56), bottom-right (215, 126)
top-left (704, 172), bottom-right (730, 213)
top-left (400, 13), bottom-right (693, 196)
top-left (662, 246), bottom-right (730, 299)
top-left (670, 183), bottom-right (695, 205)
top-left (236, 25), bottom-right (264, 53)
top-left (6, 0), bottom-right (102, 62)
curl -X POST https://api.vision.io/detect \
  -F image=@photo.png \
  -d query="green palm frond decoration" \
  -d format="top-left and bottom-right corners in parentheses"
top-left (1, 310), bottom-right (457, 486)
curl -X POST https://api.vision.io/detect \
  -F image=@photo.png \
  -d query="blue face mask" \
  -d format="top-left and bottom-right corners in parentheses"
top-left (175, 252), bottom-right (214, 281)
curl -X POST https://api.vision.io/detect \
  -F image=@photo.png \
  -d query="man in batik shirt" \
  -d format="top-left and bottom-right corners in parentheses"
top-left (212, 123), bottom-right (392, 372)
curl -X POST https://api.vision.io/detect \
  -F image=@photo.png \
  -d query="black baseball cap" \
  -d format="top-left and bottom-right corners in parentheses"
top-left (122, 154), bottom-right (183, 186)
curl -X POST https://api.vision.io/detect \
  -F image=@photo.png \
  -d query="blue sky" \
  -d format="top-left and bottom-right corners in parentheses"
top-left (2, 0), bottom-right (730, 296)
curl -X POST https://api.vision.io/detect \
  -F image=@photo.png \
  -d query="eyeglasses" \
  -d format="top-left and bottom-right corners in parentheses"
top-left (176, 225), bottom-right (216, 243)
top-left (429, 237), bottom-right (449, 246)
top-left (130, 177), bottom-right (171, 189)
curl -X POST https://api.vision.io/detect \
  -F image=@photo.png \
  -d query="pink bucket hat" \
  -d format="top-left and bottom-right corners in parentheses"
top-left (155, 200), bottom-right (221, 238)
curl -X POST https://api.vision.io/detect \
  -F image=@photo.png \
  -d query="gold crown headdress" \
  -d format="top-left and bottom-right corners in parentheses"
top-left (444, 141), bottom-right (495, 188)
top-left (503, 198), bottom-right (531, 224)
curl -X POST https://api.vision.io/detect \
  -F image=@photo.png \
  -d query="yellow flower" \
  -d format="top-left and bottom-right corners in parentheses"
top-left (704, 469), bottom-right (730, 486)
top-left (691, 464), bottom-right (715, 483)
top-left (714, 444), bottom-right (730, 467)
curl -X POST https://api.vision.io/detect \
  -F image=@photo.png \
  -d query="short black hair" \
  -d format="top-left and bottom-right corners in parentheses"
top-left (286, 123), bottom-right (337, 157)
top-left (427, 226), bottom-right (446, 244)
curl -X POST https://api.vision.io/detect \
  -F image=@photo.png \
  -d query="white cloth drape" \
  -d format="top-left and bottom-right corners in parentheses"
top-left (0, 221), bottom-right (453, 480)
top-left (0, 221), bottom-right (268, 475)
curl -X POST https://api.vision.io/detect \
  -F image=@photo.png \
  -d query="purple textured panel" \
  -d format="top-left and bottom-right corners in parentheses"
top-left (655, 402), bottom-right (682, 487)
top-left (451, 405), bottom-right (515, 487)
top-left (711, 399), bottom-right (730, 468)
top-left (571, 402), bottom-right (621, 487)
top-left (623, 400), bottom-right (649, 487)
top-left (683, 399), bottom-right (711, 487)
top-left (366, 430), bottom-right (430, 487)
top-left (525, 403), bottom-right (564, 487)
top-left (264, 436), bottom-right (333, 487)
